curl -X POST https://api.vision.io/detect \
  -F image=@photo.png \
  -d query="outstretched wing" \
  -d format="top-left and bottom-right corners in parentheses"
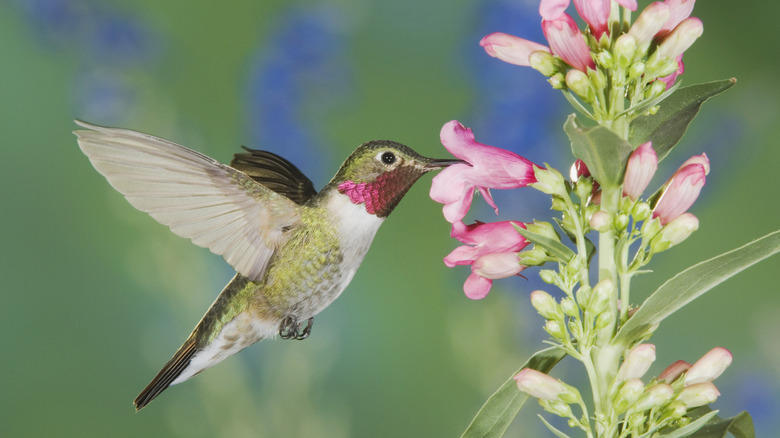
top-left (230, 148), bottom-right (317, 206)
top-left (74, 120), bottom-right (300, 281)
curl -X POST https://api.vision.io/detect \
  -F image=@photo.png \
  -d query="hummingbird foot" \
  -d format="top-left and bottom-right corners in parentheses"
top-left (279, 316), bottom-right (314, 340)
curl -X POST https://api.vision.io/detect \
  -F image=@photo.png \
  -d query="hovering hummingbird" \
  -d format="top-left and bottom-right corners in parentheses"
top-left (74, 121), bottom-right (461, 410)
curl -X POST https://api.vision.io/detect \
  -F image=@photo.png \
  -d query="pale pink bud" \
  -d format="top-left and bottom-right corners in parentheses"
top-left (658, 0), bottom-right (696, 35)
top-left (617, 344), bottom-right (656, 382)
top-left (589, 210), bottom-right (611, 232)
top-left (652, 153), bottom-right (708, 225)
top-left (659, 360), bottom-right (691, 383)
top-left (623, 142), bottom-right (658, 200)
top-left (656, 17), bottom-right (703, 61)
top-left (472, 252), bottom-right (525, 279)
top-left (542, 13), bottom-right (596, 72)
top-left (480, 32), bottom-right (551, 67)
top-left (514, 368), bottom-right (577, 402)
top-left (629, 2), bottom-right (671, 46)
top-left (684, 347), bottom-right (733, 385)
top-left (678, 382), bottom-right (720, 408)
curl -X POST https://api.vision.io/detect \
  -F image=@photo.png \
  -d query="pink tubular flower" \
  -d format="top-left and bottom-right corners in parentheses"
top-left (430, 121), bottom-right (537, 224)
top-left (623, 142), bottom-right (658, 200)
top-left (658, 0), bottom-right (696, 35)
top-left (480, 32), bottom-right (551, 67)
top-left (684, 347), bottom-right (733, 385)
top-left (656, 17), bottom-right (703, 61)
top-left (628, 2), bottom-right (671, 46)
top-left (616, 344), bottom-right (656, 382)
top-left (542, 13), bottom-right (595, 72)
top-left (652, 153), bottom-right (709, 225)
top-left (444, 221), bottom-right (528, 267)
top-left (572, 0), bottom-right (610, 40)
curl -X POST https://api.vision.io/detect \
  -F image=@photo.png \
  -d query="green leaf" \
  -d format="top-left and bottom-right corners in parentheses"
top-left (685, 407), bottom-right (756, 438)
top-left (655, 409), bottom-right (719, 438)
top-left (461, 347), bottom-right (568, 438)
top-left (628, 78), bottom-right (736, 161)
top-left (538, 415), bottom-right (573, 438)
top-left (614, 229), bottom-right (780, 347)
top-left (515, 226), bottom-right (575, 262)
top-left (564, 114), bottom-right (634, 187)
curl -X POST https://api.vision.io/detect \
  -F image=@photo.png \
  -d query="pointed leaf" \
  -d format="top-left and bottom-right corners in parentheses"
top-left (538, 415), bottom-right (573, 438)
top-left (614, 229), bottom-right (780, 347)
top-left (565, 115), bottom-right (634, 187)
top-left (629, 79), bottom-right (736, 161)
top-left (461, 347), bottom-right (568, 438)
top-left (515, 225), bottom-right (575, 262)
top-left (685, 407), bottom-right (756, 438)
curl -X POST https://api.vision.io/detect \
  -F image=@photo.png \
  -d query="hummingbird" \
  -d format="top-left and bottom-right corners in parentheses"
top-left (74, 120), bottom-right (461, 411)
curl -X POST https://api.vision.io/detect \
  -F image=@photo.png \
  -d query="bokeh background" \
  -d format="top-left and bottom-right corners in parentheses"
top-left (2, 0), bottom-right (778, 436)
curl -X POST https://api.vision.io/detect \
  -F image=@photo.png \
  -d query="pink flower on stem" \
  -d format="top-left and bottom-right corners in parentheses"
top-left (684, 347), bottom-right (733, 385)
top-left (444, 221), bottom-right (528, 267)
top-left (623, 142), bottom-right (658, 200)
top-left (656, 17), bottom-right (703, 61)
top-left (652, 153), bottom-right (709, 225)
top-left (430, 121), bottom-right (537, 224)
top-left (465, 253), bottom-right (526, 300)
top-left (514, 368), bottom-right (577, 402)
top-left (480, 33), bottom-right (551, 67)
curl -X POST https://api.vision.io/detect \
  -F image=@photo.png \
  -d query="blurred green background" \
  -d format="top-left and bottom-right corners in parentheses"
top-left (2, 0), bottom-right (778, 436)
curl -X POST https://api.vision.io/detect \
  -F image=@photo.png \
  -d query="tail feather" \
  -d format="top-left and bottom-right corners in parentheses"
top-left (134, 337), bottom-right (198, 411)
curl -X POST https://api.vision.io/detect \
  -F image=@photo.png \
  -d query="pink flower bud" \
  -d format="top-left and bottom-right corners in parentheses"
top-left (570, 159), bottom-right (591, 181)
top-left (480, 32), bottom-right (551, 67)
top-left (623, 142), bottom-right (658, 200)
top-left (684, 347), bottom-right (733, 385)
top-left (629, 2), bottom-right (671, 46)
top-left (652, 153), bottom-right (709, 225)
top-left (472, 252), bottom-right (525, 279)
top-left (658, 0), bottom-right (696, 35)
top-left (573, 0), bottom-right (611, 40)
top-left (656, 17), bottom-right (703, 61)
top-left (659, 360), bottom-right (691, 383)
top-left (542, 13), bottom-right (596, 72)
top-left (617, 344), bottom-right (656, 382)
top-left (678, 382), bottom-right (720, 408)
top-left (514, 368), bottom-right (577, 403)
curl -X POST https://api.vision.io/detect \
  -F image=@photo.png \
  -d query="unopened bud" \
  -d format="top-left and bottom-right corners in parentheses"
top-left (677, 382), bottom-right (720, 408)
top-left (530, 290), bottom-right (563, 320)
top-left (632, 202), bottom-right (651, 221)
top-left (656, 17), bottom-right (703, 61)
top-left (659, 360), bottom-right (691, 383)
top-left (614, 34), bottom-right (638, 68)
top-left (532, 165), bottom-right (567, 196)
top-left (590, 210), bottom-right (611, 232)
top-left (570, 159), bottom-right (591, 181)
top-left (597, 50), bottom-right (614, 69)
top-left (617, 344), bottom-right (656, 382)
top-left (684, 347), bottom-right (733, 385)
top-left (594, 312), bottom-right (613, 330)
top-left (589, 279), bottom-right (615, 314)
top-left (575, 178), bottom-right (594, 202)
top-left (650, 213), bottom-right (699, 253)
top-left (628, 61), bottom-right (646, 80)
top-left (628, 2), bottom-right (671, 48)
top-left (566, 69), bottom-right (594, 101)
top-left (614, 213), bottom-right (629, 231)
top-left (589, 68), bottom-right (607, 90)
top-left (514, 368), bottom-right (580, 404)
top-left (615, 378), bottom-right (645, 413)
top-left (544, 319), bottom-right (567, 340)
top-left (634, 383), bottom-right (674, 412)
top-left (560, 298), bottom-right (579, 318)
top-left (526, 220), bottom-right (559, 241)
top-left (549, 72), bottom-right (565, 89)
top-left (519, 247), bottom-right (550, 266)
top-left (541, 399), bottom-right (574, 418)
top-left (576, 286), bottom-right (592, 308)
top-left (529, 50), bottom-right (557, 77)
top-left (568, 319), bottom-right (583, 340)
top-left (623, 142), bottom-right (658, 200)
top-left (540, 269), bottom-right (557, 284)
top-left (551, 196), bottom-right (567, 211)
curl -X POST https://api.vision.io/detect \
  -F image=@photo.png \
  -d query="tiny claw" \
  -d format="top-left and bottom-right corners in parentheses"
top-left (279, 316), bottom-right (314, 340)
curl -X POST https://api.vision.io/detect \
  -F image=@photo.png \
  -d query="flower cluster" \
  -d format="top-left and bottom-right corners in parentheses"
top-left (514, 344), bottom-right (732, 434)
top-left (480, 0), bottom-right (702, 121)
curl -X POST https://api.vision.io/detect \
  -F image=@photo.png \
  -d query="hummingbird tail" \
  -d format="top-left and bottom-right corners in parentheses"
top-left (134, 337), bottom-right (197, 411)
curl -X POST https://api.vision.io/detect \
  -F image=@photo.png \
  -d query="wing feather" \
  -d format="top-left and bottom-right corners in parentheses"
top-left (74, 121), bottom-right (301, 281)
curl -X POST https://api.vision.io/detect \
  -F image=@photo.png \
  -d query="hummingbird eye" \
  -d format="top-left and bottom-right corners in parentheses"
top-left (380, 151), bottom-right (396, 165)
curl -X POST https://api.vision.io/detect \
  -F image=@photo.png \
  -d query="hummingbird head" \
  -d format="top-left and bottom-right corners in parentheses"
top-left (330, 140), bottom-right (462, 218)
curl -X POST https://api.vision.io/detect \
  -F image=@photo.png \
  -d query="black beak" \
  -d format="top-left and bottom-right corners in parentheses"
top-left (423, 158), bottom-right (469, 170)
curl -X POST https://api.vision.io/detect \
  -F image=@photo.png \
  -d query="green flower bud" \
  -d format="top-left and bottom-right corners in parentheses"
top-left (532, 165), bottom-right (567, 196)
top-left (589, 68), bottom-right (607, 91)
top-left (614, 34), bottom-right (638, 68)
top-left (565, 69), bottom-right (594, 101)
top-left (650, 213), bottom-right (699, 253)
top-left (634, 383), bottom-right (674, 412)
top-left (614, 213), bottom-right (629, 231)
top-left (560, 298), bottom-right (579, 318)
top-left (645, 79), bottom-right (666, 100)
top-left (544, 319), bottom-right (567, 340)
top-left (539, 269), bottom-right (557, 285)
top-left (628, 61), bottom-right (646, 80)
top-left (589, 279), bottom-right (615, 314)
top-left (632, 202), bottom-right (651, 221)
top-left (576, 286), bottom-right (592, 308)
top-left (540, 399), bottom-right (574, 419)
top-left (568, 319), bottom-right (583, 340)
top-left (526, 220), bottom-right (559, 241)
top-left (551, 196), bottom-right (568, 211)
top-left (519, 247), bottom-right (550, 266)
top-left (549, 72), bottom-right (565, 89)
top-left (614, 378), bottom-right (645, 413)
top-left (529, 50), bottom-right (557, 77)
top-left (530, 290), bottom-right (564, 320)
top-left (594, 312), bottom-right (613, 330)
top-left (575, 178), bottom-right (594, 202)
top-left (589, 210), bottom-right (611, 232)
top-left (597, 50), bottom-right (614, 69)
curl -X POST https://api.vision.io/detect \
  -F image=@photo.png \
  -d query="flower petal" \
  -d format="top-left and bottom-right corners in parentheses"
top-left (480, 32), bottom-right (551, 67)
top-left (464, 273), bottom-right (493, 299)
top-left (542, 13), bottom-right (595, 72)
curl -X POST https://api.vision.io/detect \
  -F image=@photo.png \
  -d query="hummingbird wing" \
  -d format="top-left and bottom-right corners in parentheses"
top-left (230, 148), bottom-right (317, 206)
top-left (74, 121), bottom-right (300, 281)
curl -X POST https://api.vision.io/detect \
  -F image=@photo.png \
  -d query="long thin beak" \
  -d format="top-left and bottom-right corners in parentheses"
top-left (423, 158), bottom-right (469, 170)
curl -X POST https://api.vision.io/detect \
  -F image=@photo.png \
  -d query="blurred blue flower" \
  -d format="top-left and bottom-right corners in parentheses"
top-left (246, 4), bottom-right (355, 187)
